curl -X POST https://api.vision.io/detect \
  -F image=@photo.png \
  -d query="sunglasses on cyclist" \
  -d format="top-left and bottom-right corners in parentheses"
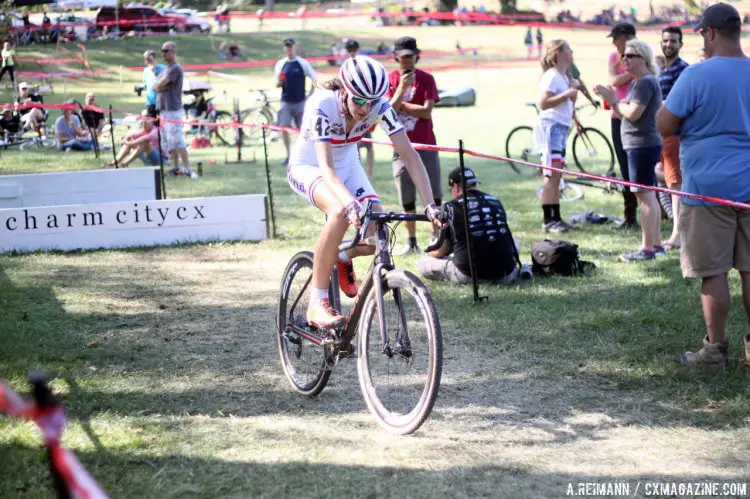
top-left (622, 53), bottom-right (642, 59)
top-left (352, 96), bottom-right (375, 106)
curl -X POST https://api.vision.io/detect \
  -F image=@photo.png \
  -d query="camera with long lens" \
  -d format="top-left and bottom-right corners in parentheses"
top-left (134, 85), bottom-right (145, 97)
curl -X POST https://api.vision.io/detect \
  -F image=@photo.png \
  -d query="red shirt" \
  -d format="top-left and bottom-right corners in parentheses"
top-left (386, 68), bottom-right (439, 145)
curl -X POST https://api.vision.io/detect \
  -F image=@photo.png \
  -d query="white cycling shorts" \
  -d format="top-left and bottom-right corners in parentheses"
top-left (287, 163), bottom-right (380, 207)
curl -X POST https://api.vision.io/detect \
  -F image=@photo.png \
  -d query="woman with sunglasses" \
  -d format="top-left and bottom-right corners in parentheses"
top-left (595, 40), bottom-right (664, 262)
top-left (287, 55), bottom-right (441, 328)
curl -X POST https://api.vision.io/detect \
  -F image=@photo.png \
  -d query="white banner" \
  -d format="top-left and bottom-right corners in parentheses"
top-left (0, 195), bottom-right (267, 254)
top-left (0, 168), bottom-right (160, 209)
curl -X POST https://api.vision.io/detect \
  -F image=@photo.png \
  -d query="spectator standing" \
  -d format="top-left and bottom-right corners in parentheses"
top-left (696, 47), bottom-right (708, 62)
top-left (536, 27), bottom-right (543, 58)
top-left (142, 50), bottom-right (165, 118)
top-left (274, 38), bottom-right (316, 166)
top-left (387, 36), bottom-right (442, 255)
top-left (657, 26), bottom-right (689, 250)
top-left (418, 167), bottom-right (519, 284)
top-left (16, 82), bottom-right (47, 138)
top-left (534, 39), bottom-right (578, 234)
top-left (55, 100), bottom-right (92, 151)
top-left (607, 23), bottom-right (639, 230)
top-left (656, 2), bottom-right (750, 366)
top-left (0, 42), bottom-right (16, 85)
top-left (153, 41), bottom-right (192, 177)
top-left (595, 40), bottom-right (663, 261)
top-left (524, 27), bottom-right (533, 58)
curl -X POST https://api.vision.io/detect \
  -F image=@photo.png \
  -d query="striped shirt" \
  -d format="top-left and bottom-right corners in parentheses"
top-left (658, 57), bottom-right (689, 100)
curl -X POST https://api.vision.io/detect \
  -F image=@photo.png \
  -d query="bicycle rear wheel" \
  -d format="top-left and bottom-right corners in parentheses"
top-left (357, 269), bottom-right (442, 435)
top-left (277, 251), bottom-right (332, 396)
top-left (505, 125), bottom-right (541, 174)
top-left (572, 127), bottom-right (615, 176)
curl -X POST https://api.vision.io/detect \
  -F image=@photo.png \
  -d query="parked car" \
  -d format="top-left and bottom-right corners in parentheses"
top-left (95, 6), bottom-right (187, 33)
top-left (159, 8), bottom-right (211, 33)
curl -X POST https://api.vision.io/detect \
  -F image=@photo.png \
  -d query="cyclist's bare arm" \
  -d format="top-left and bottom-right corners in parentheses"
top-left (390, 130), bottom-right (435, 208)
top-left (400, 99), bottom-right (434, 120)
top-left (314, 141), bottom-right (358, 209)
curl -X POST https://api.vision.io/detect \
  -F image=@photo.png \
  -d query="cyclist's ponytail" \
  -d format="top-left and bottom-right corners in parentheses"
top-left (319, 77), bottom-right (342, 92)
top-left (541, 39), bottom-right (567, 72)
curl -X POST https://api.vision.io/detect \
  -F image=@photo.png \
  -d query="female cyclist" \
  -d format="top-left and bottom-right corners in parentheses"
top-left (287, 55), bottom-right (440, 328)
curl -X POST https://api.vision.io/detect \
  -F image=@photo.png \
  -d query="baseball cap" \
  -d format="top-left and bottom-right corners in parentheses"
top-left (18, 81), bottom-right (30, 90)
top-left (345, 39), bottom-right (360, 51)
top-left (693, 2), bottom-right (741, 32)
top-left (394, 36), bottom-right (420, 56)
top-left (282, 38), bottom-right (295, 46)
top-left (606, 22), bottom-right (636, 38)
top-left (448, 167), bottom-right (480, 187)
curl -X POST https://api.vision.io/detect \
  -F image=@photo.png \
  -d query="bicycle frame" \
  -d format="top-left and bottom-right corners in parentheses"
top-left (285, 206), bottom-right (428, 358)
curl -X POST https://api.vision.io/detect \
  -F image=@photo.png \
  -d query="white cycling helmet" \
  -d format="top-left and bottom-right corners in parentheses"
top-left (338, 55), bottom-right (389, 101)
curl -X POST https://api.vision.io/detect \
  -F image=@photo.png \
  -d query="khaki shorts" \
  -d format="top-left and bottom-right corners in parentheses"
top-left (159, 109), bottom-right (187, 152)
top-left (679, 204), bottom-right (750, 278)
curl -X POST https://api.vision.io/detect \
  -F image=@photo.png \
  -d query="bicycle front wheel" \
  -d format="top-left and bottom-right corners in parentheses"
top-left (505, 125), bottom-right (541, 174)
top-left (277, 251), bottom-right (332, 397)
top-left (572, 127), bottom-right (615, 176)
top-left (357, 269), bottom-right (442, 435)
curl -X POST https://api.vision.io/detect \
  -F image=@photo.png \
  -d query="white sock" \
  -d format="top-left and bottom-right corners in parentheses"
top-left (309, 288), bottom-right (329, 308)
top-left (338, 251), bottom-right (350, 263)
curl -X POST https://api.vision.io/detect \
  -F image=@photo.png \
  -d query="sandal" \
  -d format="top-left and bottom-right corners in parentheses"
top-left (662, 241), bottom-right (681, 250)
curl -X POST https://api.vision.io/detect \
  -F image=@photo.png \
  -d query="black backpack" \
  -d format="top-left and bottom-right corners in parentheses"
top-left (531, 239), bottom-right (594, 276)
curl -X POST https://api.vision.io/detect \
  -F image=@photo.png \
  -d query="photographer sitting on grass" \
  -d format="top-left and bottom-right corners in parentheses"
top-left (418, 167), bottom-right (520, 285)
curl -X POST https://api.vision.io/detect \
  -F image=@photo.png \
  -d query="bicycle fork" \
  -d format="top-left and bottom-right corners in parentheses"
top-left (372, 264), bottom-right (411, 359)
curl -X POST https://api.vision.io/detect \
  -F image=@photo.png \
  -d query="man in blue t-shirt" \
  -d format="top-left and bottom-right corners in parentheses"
top-left (142, 50), bottom-right (165, 118)
top-left (656, 2), bottom-right (750, 367)
top-left (274, 38), bottom-right (316, 166)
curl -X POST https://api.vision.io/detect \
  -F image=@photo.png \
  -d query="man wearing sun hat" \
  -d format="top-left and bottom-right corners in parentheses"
top-left (656, 2), bottom-right (750, 366)
top-left (417, 166), bottom-right (519, 284)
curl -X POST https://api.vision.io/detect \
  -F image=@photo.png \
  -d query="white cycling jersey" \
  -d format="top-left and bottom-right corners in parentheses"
top-left (289, 89), bottom-right (404, 168)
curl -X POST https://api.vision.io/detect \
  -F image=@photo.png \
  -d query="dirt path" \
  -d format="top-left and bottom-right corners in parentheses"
top-left (4, 245), bottom-right (748, 498)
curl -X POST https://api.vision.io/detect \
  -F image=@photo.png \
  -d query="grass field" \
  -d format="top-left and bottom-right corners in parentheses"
top-left (1, 18), bottom-right (750, 499)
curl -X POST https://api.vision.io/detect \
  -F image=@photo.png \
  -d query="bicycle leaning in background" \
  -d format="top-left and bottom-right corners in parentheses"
top-left (505, 102), bottom-right (617, 202)
top-left (214, 89), bottom-right (277, 147)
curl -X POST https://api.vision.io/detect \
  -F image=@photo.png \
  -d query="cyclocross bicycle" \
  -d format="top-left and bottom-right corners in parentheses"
top-left (505, 102), bottom-right (615, 177)
top-left (277, 202), bottom-right (446, 435)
